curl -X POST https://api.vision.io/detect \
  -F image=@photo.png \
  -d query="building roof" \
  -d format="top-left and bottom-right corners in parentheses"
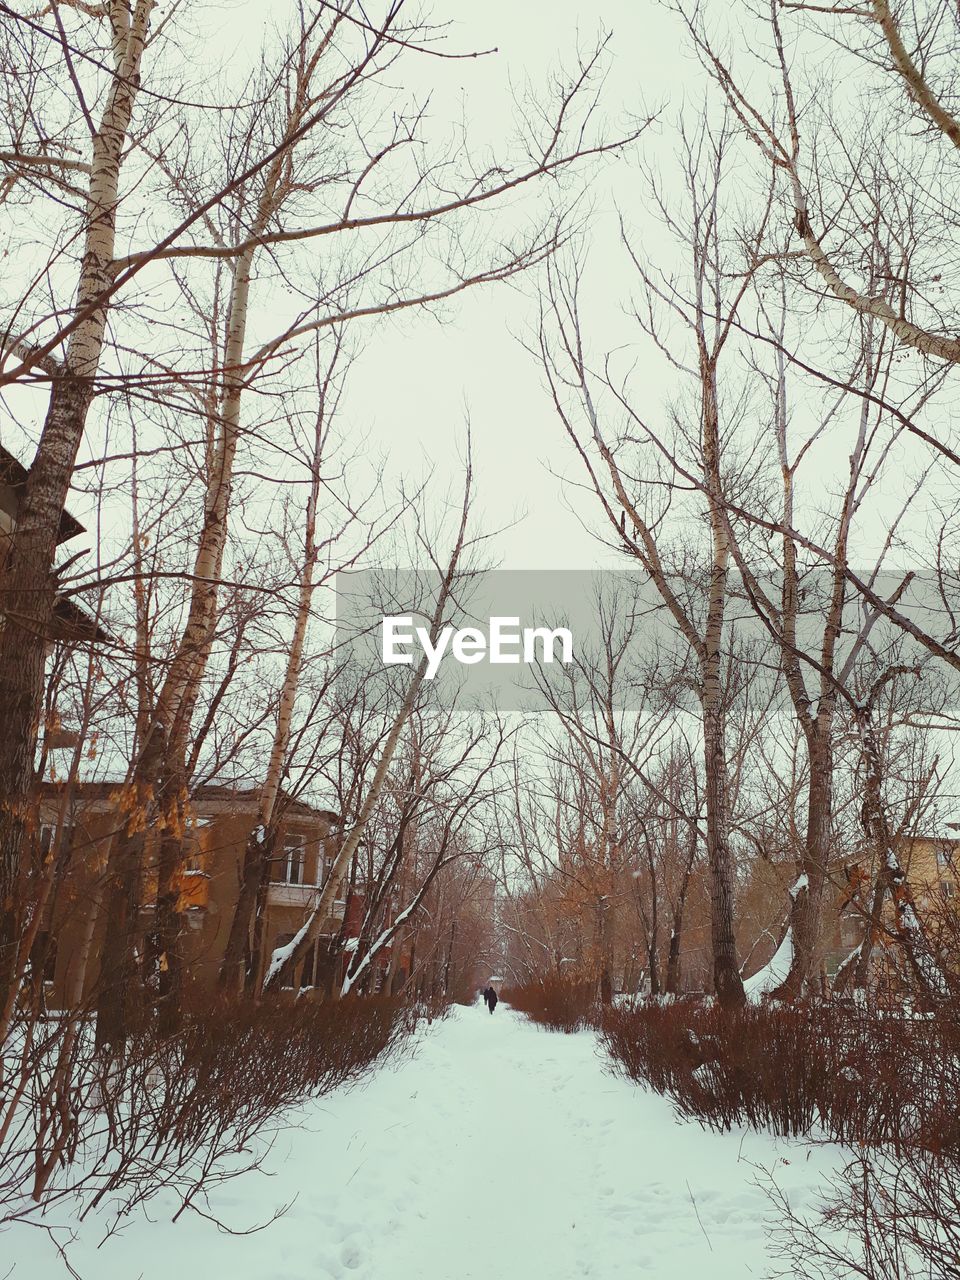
top-left (0, 445), bottom-right (110, 644)
top-left (922, 822), bottom-right (960, 843)
top-left (37, 778), bottom-right (340, 826)
top-left (0, 445), bottom-right (85, 545)
top-left (50, 595), bottom-right (113, 645)
top-left (192, 785), bottom-right (340, 825)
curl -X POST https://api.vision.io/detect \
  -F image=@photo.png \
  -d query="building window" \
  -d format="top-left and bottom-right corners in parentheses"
top-left (941, 879), bottom-right (956, 899)
top-left (38, 824), bottom-right (73, 859)
top-left (274, 835), bottom-right (307, 885)
top-left (183, 818), bottom-right (211, 873)
top-left (183, 839), bottom-right (204, 874)
top-left (937, 842), bottom-right (955, 869)
top-left (840, 915), bottom-right (862, 949)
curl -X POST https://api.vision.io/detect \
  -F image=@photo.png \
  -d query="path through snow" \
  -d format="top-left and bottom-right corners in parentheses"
top-left (5, 1003), bottom-right (841, 1279)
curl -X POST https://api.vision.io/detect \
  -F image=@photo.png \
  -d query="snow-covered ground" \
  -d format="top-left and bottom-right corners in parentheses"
top-left (3, 1003), bottom-right (842, 1279)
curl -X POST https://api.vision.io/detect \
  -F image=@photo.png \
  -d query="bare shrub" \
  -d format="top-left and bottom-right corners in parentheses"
top-left (501, 975), bottom-right (599, 1032)
top-left (601, 1000), bottom-right (960, 1150)
top-left (0, 995), bottom-right (422, 1230)
top-left (766, 1148), bottom-right (960, 1280)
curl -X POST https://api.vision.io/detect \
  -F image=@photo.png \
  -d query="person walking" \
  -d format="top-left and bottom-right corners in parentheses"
top-left (486, 984), bottom-right (498, 1015)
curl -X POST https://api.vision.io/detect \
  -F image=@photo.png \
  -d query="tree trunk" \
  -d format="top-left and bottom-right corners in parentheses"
top-left (774, 730), bottom-right (833, 999)
top-left (0, 1), bottom-right (153, 1011)
top-left (218, 368), bottom-right (329, 996)
top-left (853, 697), bottom-right (948, 1002)
top-left (665, 835), bottom-right (695, 996)
top-left (93, 825), bottom-right (149, 1047)
top-left (221, 828), bottom-right (271, 995)
top-left (701, 700), bottom-right (743, 1005)
top-left (154, 770), bottom-right (189, 1036)
top-left (665, 916), bottom-right (682, 995)
top-left (94, 725), bottom-right (168, 1047)
top-left (699, 342), bottom-right (744, 1007)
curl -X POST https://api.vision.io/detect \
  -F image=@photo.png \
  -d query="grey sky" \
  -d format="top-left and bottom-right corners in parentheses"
top-left (1, 0), bottom-right (940, 582)
top-left (204, 0), bottom-right (686, 572)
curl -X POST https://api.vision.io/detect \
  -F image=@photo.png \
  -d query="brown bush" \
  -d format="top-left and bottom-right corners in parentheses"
top-left (501, 974), bottom-right (599, 1032)
top-left (1, 994), bottom-right (427, 1230)
top-left (600, 998), bottom-right (960, 1152)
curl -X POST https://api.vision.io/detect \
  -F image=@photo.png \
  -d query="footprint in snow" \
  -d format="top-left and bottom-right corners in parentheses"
top-left (342, 1243), bottom-right (364, 1271)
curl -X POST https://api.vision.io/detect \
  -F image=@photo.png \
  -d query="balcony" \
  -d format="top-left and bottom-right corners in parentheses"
top-left (266, 881), bottom-right (346, 918)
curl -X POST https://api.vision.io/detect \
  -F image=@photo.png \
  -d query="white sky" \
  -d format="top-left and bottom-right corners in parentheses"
top-left (275, 0), bottom-right (930, 575)
top-left (3, 0), bottom-right (942, 584)
top-left (206, 0), bottom-right (691, 572)
top-left (345, 0), bottom-right (700, 570)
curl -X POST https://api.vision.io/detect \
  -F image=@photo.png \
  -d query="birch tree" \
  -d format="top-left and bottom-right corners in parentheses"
top-left (0, 0), bottom-right (644, 1019)
top-left (0, 0), bottom-right (155, 1006)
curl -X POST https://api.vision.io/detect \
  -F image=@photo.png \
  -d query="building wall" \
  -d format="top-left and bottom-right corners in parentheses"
top-left (823, 835), bottom-right (960, 992)
top-left (37, 788), bottom-right (343, 1011)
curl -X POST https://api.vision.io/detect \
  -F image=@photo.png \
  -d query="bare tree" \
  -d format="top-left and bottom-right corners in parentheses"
top-left (263, 450), bottom-right (482, 990)
top-left (0, 0), bottom-right (644, 1016)
top-left (536, 119), bottom-right (766, 1003)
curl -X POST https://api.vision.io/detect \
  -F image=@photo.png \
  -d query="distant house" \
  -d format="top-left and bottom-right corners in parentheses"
top-left (826, 827), bottom-right (960, 991)
top-left (900, 829), bottom-right (960, 908)
top-left (35, 781), bottom-right (347, 1009)
top-left (0, 444), bottom-right (110, 644)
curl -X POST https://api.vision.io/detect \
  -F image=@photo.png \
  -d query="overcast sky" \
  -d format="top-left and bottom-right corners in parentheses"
top-left (205, 0), bottom-right (691, 573)
top-left (3, 0), bottom-right (931, 581)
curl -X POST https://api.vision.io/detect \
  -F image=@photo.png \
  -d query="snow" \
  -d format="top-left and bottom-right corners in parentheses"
top-left (898, 899), bottom-right (951, 997)
top-left (744, 927), bottom-right (793, 1001)
top-left (790, 874), bottom-right (809, 899)
top-left (742, 874), bottom-right (810, 1001)
top-left (2, 1004), bottom-right (842, 1280)
top-left (341, 901), bottom-right (418, 995)
top-left (263, 932), bottom-right (300, 985)
top-left (833, 941), bottom-right (862, 990)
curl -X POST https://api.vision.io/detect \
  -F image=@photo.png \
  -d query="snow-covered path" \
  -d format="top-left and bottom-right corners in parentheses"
top-left (5, 1004), bottom-right (840, 1280)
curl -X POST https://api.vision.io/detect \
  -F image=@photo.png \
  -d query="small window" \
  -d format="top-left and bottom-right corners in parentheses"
top-left (38, 825), bottom-right (73, 861)
top-left (840, 916), bottom-right (862, 949)
top-left (941, 879), bottom-right (956, 899)
top-left (183, 831), bottom-right (206, 873)
top-left (184, 814), bottom-right (212, 875)
top-left (273, 835), bottom-right (307, 885)
top-left (937, 843), bottom-right (955, 869)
